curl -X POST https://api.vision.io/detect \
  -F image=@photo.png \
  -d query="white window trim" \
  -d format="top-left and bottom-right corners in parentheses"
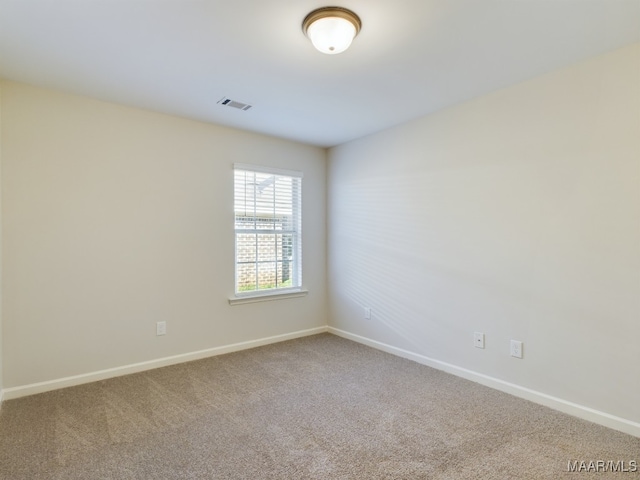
top-left (233, 163), bottom-right (304, 180)
top-left (228, 289), bottom-right (308, 306)
top-left (231, 163), bottom-right (304, 303)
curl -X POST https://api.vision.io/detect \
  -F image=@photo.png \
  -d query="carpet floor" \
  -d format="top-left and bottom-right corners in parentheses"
top-left (0, 333), bottom-right (638, 479)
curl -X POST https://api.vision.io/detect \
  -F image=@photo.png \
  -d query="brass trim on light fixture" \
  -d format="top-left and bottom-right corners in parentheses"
top-left (302, 6), bottom-right (362, 37)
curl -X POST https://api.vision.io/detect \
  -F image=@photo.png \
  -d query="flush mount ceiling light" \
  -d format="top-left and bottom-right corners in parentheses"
top-left (302, 6), bottom-right (362, 55)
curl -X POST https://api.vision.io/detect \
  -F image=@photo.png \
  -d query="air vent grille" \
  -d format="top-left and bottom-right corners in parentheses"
top-left (218, 97), bottom-right (252, 111)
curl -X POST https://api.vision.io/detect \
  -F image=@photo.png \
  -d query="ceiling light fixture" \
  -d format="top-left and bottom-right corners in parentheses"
top-left (302, 7), bottom-right (362, 55)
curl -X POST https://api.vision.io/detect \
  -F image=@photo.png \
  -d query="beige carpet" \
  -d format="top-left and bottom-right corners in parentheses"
top-left (0, 333), bottom-right (638, 479)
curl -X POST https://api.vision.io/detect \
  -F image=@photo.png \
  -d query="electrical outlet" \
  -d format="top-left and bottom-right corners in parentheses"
top-left (156, 321), bottom-right (167, 336)
top-left (474, 332), bottom-right (485, 349)
top-left (510, 340), bottom-right (523, 358)
top-left (364, 307), bottom-right (371, 320)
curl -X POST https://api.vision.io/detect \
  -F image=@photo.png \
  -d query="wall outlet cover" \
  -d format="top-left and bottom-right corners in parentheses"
top-left (510, 340), bottom-right (523, 358)
top-left (156, 321), bottom-right (167, 336)
top-left (474, 332), bottom-right (485, 349)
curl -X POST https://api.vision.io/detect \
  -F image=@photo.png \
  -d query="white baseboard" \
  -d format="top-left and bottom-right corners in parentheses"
top-left (2, 326), bottom-right (328, 401)
top-left (329, 327), bottom-right (640, 439)
top-left (5, 324), bottom-right (638, 438)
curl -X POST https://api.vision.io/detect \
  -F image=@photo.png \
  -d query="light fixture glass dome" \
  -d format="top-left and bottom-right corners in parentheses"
top-left (303, 7), bottom-right (361, 55)
top-left (307, 16), bottom-right (356, 54)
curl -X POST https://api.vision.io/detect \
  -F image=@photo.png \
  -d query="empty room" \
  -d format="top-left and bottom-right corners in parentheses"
top-left (0, 0), bottom-right (639, 478)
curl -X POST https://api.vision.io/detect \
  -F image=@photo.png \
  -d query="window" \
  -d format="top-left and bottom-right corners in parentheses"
top-left (233, 164), bottom-right (302, 297)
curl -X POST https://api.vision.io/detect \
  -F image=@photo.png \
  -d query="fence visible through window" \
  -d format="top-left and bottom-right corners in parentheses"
top-left (235, 215), bottom-right (294, 291)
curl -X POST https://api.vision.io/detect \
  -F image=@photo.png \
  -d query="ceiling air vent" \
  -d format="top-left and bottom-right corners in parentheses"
top-left (217, 97), bottom-right (252, 111)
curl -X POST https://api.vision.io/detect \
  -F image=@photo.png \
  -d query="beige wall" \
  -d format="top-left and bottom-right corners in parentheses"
top-left (328, 44), bottom-right (640, 424)
top-left (1, 82), bottom-right (327, 388)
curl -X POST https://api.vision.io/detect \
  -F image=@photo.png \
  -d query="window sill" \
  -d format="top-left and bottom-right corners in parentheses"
top-left (228, 289), bottom-right (308, 306)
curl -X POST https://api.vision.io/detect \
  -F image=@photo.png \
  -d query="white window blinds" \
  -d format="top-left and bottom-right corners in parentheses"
top-left (234, 164), bottom-right (302, 295)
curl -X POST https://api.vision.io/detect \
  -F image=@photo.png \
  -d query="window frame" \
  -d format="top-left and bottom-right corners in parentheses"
top-left (231, 163), bottom-right (305, 303)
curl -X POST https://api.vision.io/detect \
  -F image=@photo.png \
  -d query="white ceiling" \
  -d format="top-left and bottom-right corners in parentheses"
top-left (0, 0), bottom-right (638, 147)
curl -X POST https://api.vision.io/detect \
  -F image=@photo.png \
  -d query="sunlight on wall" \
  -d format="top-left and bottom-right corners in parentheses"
top-left (328, 44), bottom-right (640, 424)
